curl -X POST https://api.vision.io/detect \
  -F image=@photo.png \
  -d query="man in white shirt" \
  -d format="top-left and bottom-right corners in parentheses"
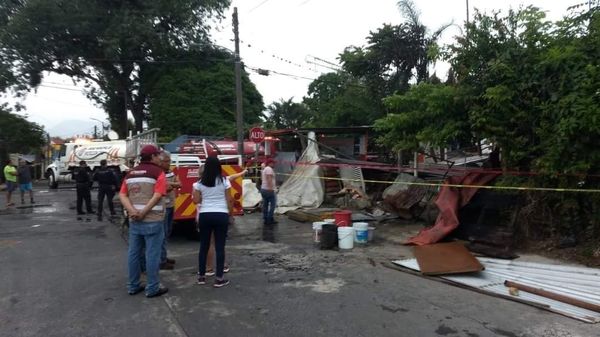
top-left (260, 158), bottom-right (277, 225)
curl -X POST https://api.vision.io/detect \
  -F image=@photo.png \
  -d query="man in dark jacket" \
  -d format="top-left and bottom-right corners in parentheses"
top-left (93, 159), bottom-right (119, 220)
top-left (73, 160), bottom-right (94, 215)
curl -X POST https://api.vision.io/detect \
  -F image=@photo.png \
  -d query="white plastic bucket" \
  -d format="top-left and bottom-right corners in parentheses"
top-left (337, 227), bottom-right (354, 249)
top-left (323, 218), bottom-right (335, 224)
top-left (312, 221), bottom-right (326, 243)
top-left (368, 227), bottom-right (375, 242)
top-left (353, 222), bottom-right (369, 244)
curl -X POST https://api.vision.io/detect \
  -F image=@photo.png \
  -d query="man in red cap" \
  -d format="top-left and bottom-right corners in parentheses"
top-left (119, 144), bottom-right (169, 298)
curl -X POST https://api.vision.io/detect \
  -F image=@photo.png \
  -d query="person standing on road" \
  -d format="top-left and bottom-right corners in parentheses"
top-left (193, 156), bottom-right (234, 288)
top-left (73, 160), bottom-right (94, 215)
top-left (159, 151), bottom-right (180, 269)
top-left (93, 159), bottom-right (118, 220)
top-left (260, 158), bottom-right (277, 225)
top-left (119, 144), bottom-right (169, 298)
top-left (17, 159), bottom-right (35, 205)
top-left (198, 168), bottom-right (247, 275)
top-left (3, 159), bottom-right (18, 207)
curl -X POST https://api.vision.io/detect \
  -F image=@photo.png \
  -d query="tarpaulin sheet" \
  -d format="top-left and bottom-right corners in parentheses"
top-left (405, 172), bottom-right (498, 245)
top-left (242, 179), bottom-right (262, 209)
top-left (275, 132), bottom-right (324, 214)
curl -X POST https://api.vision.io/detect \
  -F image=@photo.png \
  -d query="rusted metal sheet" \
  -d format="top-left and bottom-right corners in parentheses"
top-left (413, 242), bottom-right (484, 275)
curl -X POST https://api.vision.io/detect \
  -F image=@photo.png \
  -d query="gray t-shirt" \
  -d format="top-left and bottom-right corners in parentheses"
top-left (18, 165), bottom-right (32, 184)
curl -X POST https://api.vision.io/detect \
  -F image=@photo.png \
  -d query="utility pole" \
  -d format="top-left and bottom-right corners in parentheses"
top-left (123, 90), bottom-right (129, 139)
top-left (233, 7), bottom-right (244, 156)
top-left (466, 0), bottom-right (470, 28)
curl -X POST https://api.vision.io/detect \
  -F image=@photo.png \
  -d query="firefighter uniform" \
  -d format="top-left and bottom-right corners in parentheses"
top-left (93, 163), bottom-right (119, 217)
top-left (73, 161), bottom-right (93, 214)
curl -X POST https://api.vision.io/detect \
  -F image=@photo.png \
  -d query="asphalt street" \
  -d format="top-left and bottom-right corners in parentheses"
top-left (1, 183), bottom-right (597, 337)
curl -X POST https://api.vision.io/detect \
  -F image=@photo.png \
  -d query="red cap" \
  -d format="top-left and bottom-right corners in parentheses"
top-left (140, 144), bottom-right (161, 156)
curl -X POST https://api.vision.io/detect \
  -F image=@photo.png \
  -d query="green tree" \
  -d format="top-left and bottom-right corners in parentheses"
top-left (375, 83), bottom-right (470, 152)
top-left (339, 0), bottom-right (450, 98)
top-left (449, 6), bottom-right (600, 174)
top-left (533, 8), bottom-right (600, 174)
top-left (0, 0), bottom-right (230, 137)
top-left (263, 98), bottom-right (311, 129)
top-left (147, 49), bottom-right (264, 139)
top-left (0, 105), bottom-right (45, 165)
top-left (303, 72), bottom-right (380, 127)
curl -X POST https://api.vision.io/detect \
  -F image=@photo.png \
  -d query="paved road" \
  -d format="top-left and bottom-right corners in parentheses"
top-left (1, 185), bottom-right (597, 337)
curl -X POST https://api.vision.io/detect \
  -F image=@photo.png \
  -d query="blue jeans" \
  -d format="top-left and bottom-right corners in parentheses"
top-left (128, 221), bottom-right (164, 296)
top-left (261, 189), bottom-right (276, 224)
top-left (161, 207), bottom-right (174, 263)
top-left (198, 212), bottom-right (229, 278)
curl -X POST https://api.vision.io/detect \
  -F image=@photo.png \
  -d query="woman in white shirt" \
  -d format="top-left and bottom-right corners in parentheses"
top-left (192, 156), bottom-right (233, 288)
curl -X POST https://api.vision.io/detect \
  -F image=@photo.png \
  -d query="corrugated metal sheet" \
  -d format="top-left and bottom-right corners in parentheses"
top-left (393, 258), bottom-right (600, 323)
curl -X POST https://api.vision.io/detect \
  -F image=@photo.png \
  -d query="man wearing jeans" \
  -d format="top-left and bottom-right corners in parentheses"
top-left (119, 144), bottom-right (168, 298)
top-left (159, 151), bottom-right (180, 269)
top-left (260, 158), bottom-right (277, 225)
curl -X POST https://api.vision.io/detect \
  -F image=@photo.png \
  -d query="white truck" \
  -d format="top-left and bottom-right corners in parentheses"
top-left (45, 129), bottom-right (159, 188)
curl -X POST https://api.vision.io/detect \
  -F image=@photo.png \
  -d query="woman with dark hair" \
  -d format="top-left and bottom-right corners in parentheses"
top-left (192, 156), bottom-right (233, 288)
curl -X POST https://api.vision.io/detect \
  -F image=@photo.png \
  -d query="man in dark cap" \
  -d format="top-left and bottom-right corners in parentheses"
top-left (93, 159), bottom-right (119, 220)
top-left (120, 144), bottom-right (169, 298)
top-left (73, 160), bottom-right (94, 215)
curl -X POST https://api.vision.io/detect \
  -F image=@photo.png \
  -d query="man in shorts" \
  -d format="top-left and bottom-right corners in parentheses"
top-left (3, 159), bottom-right (18, 207)
top-left (17, 159), bottom-right (34, 204)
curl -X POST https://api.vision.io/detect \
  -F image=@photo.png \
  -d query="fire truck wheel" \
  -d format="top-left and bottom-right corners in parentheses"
top-left (48, 171), bottom-right (58, 189)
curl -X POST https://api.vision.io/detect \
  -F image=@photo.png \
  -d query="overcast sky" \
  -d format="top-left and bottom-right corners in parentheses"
top-left (4, 0), bottom-right (577, 137)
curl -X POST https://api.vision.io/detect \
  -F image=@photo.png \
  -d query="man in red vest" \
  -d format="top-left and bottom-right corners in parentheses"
top-left (119, 145), bottom-right (169, 298)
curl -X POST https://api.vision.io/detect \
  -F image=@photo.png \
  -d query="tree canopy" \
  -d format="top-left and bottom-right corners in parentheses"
top-left (376, 5), bottom-right (600, 176)
top-left (263, 98), bottom-right (311, 130)
top-left (0, 0), bottom-right (230, 137)
top-left (0, 105), bottom-right (45, 165)
top-left (301, 0), bottom-right (449, 128)
top-left (146, 49), bottom-right (264, 140)
top-left (303, 72), bottom-right (379, 127)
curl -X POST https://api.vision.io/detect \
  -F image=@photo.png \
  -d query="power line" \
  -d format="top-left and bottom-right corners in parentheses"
top-left (38, 84), bottom-right (85, 92)
top-left (248, 0), bottom-right (271, 13)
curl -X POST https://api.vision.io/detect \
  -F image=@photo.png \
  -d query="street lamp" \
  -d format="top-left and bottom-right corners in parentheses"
top-left (90, 118), bottom-right (109, 139)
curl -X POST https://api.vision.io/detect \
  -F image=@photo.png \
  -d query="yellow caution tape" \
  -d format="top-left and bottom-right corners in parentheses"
top-left (271, 172), bottom-right (600, 194)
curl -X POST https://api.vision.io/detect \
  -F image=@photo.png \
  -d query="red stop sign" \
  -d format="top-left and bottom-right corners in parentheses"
top-left (249, 127), bottom-right (265, 143)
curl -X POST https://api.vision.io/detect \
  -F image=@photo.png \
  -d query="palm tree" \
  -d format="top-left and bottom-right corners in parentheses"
top-left (397, 0), bottom-right (453, 83)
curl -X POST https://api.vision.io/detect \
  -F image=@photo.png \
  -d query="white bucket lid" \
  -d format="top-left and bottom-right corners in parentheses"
top-left (323, 218), bottom-right (335, 223)
top-left (352, 222), bottom-right (369, 229)
top-left (312, 221), bottom-right (326, 229)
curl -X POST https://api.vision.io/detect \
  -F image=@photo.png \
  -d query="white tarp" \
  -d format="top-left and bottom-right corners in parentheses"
top-left (242, 179), bottom-right (262, 209)
top-left (276, 132), bottom-right (324, 214)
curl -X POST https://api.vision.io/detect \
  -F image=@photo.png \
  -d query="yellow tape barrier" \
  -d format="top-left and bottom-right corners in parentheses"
top-left (266, 172), bottom-right (600, 194)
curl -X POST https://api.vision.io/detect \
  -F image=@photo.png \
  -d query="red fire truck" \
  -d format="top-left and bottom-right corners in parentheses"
top-left (168, 136), bottom-right (277, 224)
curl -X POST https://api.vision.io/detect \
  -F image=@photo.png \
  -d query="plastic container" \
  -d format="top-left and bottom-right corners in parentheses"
top-left (334, 210), bottom-right (352, 227)
top-left (368, 227), bottom-right (375, 242)
top-left (323, 218), bottom-right (335, 224)
top-left (312, 221), bottom-right (326, 243)
top-left (320, 224), bottom-right (338, 250)
top-left (337, 226), bottom-right (355, 249)
top-left (353, 222), bottom-right (369, 244)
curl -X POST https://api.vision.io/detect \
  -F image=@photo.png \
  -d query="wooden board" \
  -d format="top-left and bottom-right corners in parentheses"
top-left (413, 242), bottom-right (484, 275)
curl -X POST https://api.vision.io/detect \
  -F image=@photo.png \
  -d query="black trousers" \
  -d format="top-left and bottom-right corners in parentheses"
top-left (76, 183), bottom-right (92, 213)
top-left (97, 184), bottom-right (115, 215)
top-left (197, 212), bottom-right (229, 278)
